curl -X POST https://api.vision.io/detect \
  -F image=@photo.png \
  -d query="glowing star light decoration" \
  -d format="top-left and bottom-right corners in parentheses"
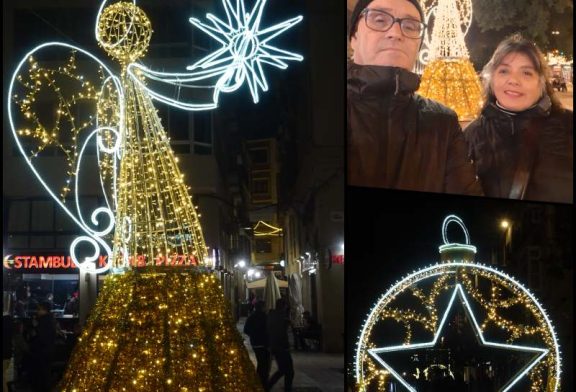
top-left (355, 215), bottom-right (561, 392)
top-left (7, 0), bottom-right (302, 274)
top-left (128, 0), bottom-right (303, 108)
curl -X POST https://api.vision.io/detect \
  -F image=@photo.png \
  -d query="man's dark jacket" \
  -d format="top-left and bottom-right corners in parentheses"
top-left (243, 310), bottom-right (268, 348)
top-left (348, 63), bottom-right (482, 195)
top-left (266, 308), bottom-right (290, 351)
top-left (30, 313), bottom-right (56, 360)
top-left (465, 99), bottom-right (573, 203)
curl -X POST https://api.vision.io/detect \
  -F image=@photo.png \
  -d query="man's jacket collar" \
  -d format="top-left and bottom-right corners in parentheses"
top-left (347, 62), bottom-right (420, 97)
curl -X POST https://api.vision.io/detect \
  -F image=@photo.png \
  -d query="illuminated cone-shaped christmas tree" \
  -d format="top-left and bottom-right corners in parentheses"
top-left (58, 2), bottom-right (262, 390)
top-left (417, 0), bottom-right (482, 121)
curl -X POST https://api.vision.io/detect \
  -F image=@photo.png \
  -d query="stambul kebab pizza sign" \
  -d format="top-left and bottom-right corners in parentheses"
top-left (3, 254), bottom-right (200, 270)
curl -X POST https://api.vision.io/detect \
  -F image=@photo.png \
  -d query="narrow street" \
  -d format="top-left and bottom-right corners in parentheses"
top-left (237, 317), bottom-right (345, 392)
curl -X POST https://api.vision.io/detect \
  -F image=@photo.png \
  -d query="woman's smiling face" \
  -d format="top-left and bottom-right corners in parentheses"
top-left (492, 52), bottom-right (543, 111)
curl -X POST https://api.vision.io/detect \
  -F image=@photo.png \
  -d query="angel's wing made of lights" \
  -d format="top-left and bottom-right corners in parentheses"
top-left (7, 42), bottom-right (124, 273)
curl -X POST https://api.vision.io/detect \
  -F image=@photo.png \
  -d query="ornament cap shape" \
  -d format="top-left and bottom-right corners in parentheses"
top-left (438, 214), bottom-right (476, 263)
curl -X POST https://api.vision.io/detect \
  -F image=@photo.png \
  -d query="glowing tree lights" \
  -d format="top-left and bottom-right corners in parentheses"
top-left (427, 0), bottom-right (469, 59)
top-left (416, 0), bottom-right (473, 68)
top-left (355, 215), bottom-right (561, 391)
top-left (7, 0), bottom-right (302, 390)
top-left (416, 0), bottom-right (482, 121)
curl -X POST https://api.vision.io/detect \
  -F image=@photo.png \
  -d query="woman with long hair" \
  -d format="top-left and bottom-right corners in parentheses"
top-left (465, 34), bottom-right (573, 203)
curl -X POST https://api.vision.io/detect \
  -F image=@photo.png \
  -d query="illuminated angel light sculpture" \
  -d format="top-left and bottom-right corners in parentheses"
top-left (7, 0), bottom-right (302, 274)
top-left (7, 0), bottom-right (302, 389)
top-left (355, 215), bottom-right (561, 392)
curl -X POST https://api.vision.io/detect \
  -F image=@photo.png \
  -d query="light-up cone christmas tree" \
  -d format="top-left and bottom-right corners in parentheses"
top-left (7, 0), bottom-right (303, 390)
top-left (417, 0), bottom-right (483, 121)
top-left (58, 3), bottom-right (262, 391)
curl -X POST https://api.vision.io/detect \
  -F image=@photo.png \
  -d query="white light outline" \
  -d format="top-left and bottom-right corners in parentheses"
top-left (367, 284), bottom-right (549, 392)
top-left (7, 41), bottom-right (125, 274)
top-left (95, 73), bottom-right (125, 212)
top-left (127, 0), bottom-right (303, 108)
top-left (355, 261), bottom-right (562, 392)
top-left (442, 214), bottom-right (471, 245)
top-left (438, 243), bottom-right (477, 254)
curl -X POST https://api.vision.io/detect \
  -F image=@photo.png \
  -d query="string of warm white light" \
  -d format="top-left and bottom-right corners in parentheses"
top-left (427, 0), bottom-right (469, 59)
top-left (417, 0), bottom-right (482, 120)
top-left (253, 220), bottom-right (283, 236)
top-left (419, 0), bottom-right (473, 65)
top-left (7, 41), bottom-right (124, 273)
top-left (355, 216), bottom-right (561, 392)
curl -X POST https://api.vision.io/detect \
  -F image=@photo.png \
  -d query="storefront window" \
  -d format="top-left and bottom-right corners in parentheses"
top-left (14, 274), bottom-right (79, 319)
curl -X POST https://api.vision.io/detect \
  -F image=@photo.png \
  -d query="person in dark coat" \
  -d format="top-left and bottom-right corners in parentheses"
top-left (243, 300), bottom-right (270, 391)
top-left (465, 34), bottom-right (573, 203)
top-left (266, 298), bottom-right (294, 391)
top-left (347, 0), bottom-right (482, 196)
top-left (3, 312), bottom-right (13, 392)
top-left (28, 302), bottom-right (57, 392)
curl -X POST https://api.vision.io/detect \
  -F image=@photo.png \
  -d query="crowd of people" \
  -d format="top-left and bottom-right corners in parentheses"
top-left (3, 300), bottom-right (81, 392)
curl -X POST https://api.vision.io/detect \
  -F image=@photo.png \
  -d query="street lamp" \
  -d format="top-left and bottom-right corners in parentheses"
top-left (499, 219), bottom-right (512, 266)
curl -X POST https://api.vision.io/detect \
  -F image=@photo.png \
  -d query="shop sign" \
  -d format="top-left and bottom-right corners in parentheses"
top-left (3, 255), bottom-right (83, 270)
top-left (3, 254), bottom-right (200, 270)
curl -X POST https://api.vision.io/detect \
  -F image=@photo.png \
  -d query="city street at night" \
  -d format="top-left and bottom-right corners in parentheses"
top-left (237, 317), bottom-right (345, 392)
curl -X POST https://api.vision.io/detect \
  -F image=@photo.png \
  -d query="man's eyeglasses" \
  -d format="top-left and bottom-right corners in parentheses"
top-left (361, 9), bottom-right (427, 39)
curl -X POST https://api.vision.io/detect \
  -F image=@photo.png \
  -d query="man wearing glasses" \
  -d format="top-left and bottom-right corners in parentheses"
top-left (348, 0), bottom-right (482, 195)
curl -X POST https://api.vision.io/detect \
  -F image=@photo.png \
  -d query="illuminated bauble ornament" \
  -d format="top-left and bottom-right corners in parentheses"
top-left (96, 1), bottom-right (153, 64)
top-left (355, 215), bottom-right (561, 392)
top-left (417, 58), bottom-right (483, 121)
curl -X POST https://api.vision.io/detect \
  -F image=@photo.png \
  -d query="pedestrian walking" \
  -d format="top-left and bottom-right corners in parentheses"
top-left (28, 302), bottom-right (57, 392)
top-left (3, 311), bottom-right (13, 392)
top-left (267, 298), bottom-right (294, 391)
top-left (243, 300), bottom-right (270, 391)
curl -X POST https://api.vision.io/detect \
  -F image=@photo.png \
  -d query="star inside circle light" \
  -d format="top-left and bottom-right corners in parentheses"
top-left (355, 215), bottom-right (561, 391)
top-left (368, 284), bottom-right (548, 392)
top-left (187, 0), bottom-right (303, 103)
